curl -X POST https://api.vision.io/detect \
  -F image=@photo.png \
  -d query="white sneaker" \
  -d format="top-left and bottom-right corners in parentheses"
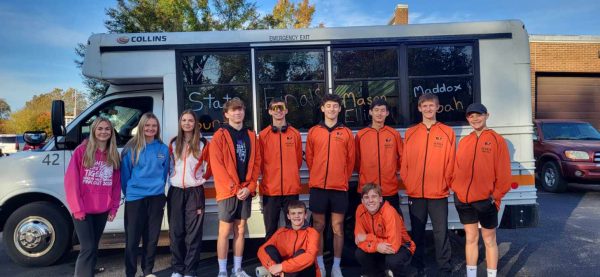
top-left (145, 274), bottom-right (158, 277)
top-left (331, 266), bottom-right (343, 277)
top-left (171, 273), bottom-right (183, 277)
top-left (218, 272), bottom-right (228, 277)
top-left (319, 266), bottom-right (326, 277)
top-left (231, 268), bottom-right (251, 277)
top-left (255, 266), bottom-right (271, 277)
top-left (386, 269), bottom-right (394, 277)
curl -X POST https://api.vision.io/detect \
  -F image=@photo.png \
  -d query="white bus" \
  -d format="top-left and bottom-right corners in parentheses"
top-left (0, 20), bottom-right (538, 266)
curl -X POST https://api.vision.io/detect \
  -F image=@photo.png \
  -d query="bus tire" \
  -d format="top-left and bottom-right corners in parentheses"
top-left (3, 202), bottom-right (72, 267)
top-left (540, 161), bottom-right (567, 193)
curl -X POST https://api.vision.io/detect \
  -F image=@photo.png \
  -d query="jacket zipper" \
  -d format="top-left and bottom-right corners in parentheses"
top-left (182, 144), bottom-right (187, 189)
top-left (377, 130), bottom-right (382, 186)
top-left (465, 134), bottom-right (480, 203)
top-left (293, 229), bottom-right (299, 254)
top-left (279, 132), bottom-right (284, 195)
top-left (421, 126), bottom-right (431, 198)
top-left (324, 128), bottom-right (332, 189)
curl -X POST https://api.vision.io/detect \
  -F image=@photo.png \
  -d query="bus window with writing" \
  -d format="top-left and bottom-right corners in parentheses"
top-left (182, 52), bottom-right (252, 132)
top-left (407, 45), bottom-right (474, 125)
top-left (332, 47), bottom-right (399, 129)
top-left (256, 49), bottom-right (325, 131)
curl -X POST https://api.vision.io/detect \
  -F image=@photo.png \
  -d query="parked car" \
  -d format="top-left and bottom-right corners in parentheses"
top-left (533, 119), bottom-right (600, 192)
top-left (0, 134), bottom-right (25, 154)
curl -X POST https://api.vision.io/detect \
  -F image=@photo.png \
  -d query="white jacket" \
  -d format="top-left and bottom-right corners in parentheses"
top-left (168, 138), bottom-right (209, 188)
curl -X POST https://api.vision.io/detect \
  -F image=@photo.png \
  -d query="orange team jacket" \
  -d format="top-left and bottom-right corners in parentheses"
top-left (400, 122), bottom-right (456, 199)
top-left (258, 125), bottom-right (303, 196)
top-left (306, 122), bottom-right (355, 191)
top-left (209, 127), bottom-right (261, 201)
top-left (355, 201), bottom-right (416, 254)
top-left (451, 129), bottom-right (512, 209)
top-left (257, 225), bottom-right (322, 276)
top-left (355, 126), bottom-right (403, 196)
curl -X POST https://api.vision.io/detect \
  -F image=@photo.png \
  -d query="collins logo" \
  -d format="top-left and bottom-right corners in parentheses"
top-left (116, 36), bottom-right (130, 44)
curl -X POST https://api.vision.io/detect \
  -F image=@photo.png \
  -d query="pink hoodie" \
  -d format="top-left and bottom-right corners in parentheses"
top-left (64, 143), bottom-right (121, 219)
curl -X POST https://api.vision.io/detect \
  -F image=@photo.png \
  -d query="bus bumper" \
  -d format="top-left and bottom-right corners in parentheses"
top-left (500, 204), bottom-right (539, 228)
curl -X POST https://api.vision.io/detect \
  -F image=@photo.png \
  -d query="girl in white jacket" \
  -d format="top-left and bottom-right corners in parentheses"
top-left (167, 109), bottom-right (210, 277)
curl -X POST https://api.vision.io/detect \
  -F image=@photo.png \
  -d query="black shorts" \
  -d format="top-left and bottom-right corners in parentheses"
top-left (217, 196), bottom-right (252, 223)
top-left (454, 194), bottom-right (498, 229)
top-left (309, 188), bottom-right (348, 214)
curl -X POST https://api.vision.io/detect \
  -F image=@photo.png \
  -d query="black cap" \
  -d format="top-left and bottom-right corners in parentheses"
top-left (466, 103), bottom-right (488, 115)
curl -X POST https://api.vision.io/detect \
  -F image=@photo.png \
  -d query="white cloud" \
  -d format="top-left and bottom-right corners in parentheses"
top-left (0, 6), bottom-right (88, 49)
top-left (410, 11), bottom-right (473, 24)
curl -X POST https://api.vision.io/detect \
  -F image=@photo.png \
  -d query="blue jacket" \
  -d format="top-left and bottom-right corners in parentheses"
top-left (121, 139), bottom-right (170, 201)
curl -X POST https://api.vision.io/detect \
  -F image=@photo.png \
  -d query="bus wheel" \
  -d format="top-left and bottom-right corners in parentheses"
top-left (541, 161), bottom-right (567, 193)
top-left (3, 202), bottom-right (71, 266)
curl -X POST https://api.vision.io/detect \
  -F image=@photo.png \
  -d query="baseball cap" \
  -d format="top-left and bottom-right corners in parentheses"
top-left (466, 103), bottom-right (488, 115)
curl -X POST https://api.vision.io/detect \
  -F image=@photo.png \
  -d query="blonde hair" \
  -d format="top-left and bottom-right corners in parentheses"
top-left (174, 110), bottom-right (202, 160)
top-left (84, 117), bottom-right (120, 169)
top-left (124, 112), bottom-right (162, 165)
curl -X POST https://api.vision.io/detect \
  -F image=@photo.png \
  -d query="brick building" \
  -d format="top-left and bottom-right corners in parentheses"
top-left (390, 5), bottom-right (600, 127)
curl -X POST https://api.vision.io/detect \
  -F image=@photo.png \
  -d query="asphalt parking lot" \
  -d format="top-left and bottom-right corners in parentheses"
top-left (1, 186), bottom-right (600, 276)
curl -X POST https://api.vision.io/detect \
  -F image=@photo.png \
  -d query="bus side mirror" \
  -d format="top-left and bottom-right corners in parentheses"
top-left (51, 100), bottom-right (65, 137)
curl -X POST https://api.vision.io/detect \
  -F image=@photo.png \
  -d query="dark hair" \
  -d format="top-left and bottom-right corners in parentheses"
top-left (286, 200), bottom-right (307, 213)
top-left (370, 98), bottom-right (389, 110)
top-left (222, 98), bottom-right (245, 122)
top-left (268, 97), bottom-right (286, 109)
top-left (321, 93), bottom-right (342, 107)
top-left (417, 93), bottom-right (439, 106)
top-left (361, 183), bottom-right (382, 197)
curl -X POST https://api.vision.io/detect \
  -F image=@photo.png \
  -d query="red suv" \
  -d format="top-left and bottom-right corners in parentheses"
top-left (534, 119), bottom-right (600, 192)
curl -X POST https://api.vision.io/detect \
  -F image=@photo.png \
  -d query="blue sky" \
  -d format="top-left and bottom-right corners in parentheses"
top-left (1, 0), bottom-right (598, 111)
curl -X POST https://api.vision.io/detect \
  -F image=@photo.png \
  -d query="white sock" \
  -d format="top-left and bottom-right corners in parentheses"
top-left (466, 265), bottom-right (477, 277)
top-left (487, 268), bottom-right (497, 277)
top-left (218, 258), bottom-right (227, 273)
top-left (317, 255), bottom-right (325, 270)
top-left (333, 257), bottom-right (341, 268)
top-left (233, 256), bottom-right (243, 272)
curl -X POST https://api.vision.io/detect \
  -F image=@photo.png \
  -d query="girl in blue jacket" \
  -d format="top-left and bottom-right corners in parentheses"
top-left (121, 112), bottom-right (169, 277)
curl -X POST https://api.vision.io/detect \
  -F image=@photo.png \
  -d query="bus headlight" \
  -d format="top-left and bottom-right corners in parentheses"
top-left (564, 150), bottom-right (590, 160)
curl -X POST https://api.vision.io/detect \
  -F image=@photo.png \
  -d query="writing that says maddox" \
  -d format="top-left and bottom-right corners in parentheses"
top-left (269, 35), bottom-right (311, 41)
top-left (413, 83), bottom-right (463, 97)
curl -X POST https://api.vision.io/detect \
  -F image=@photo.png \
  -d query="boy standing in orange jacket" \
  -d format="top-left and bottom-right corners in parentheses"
top-left (355, 99), bottom-right (404, 216)
top-left (256, 200), bottom-right (321, 277)
top-left (355, 183), bottom-right (415, 277)
top-left (451, 103), bottom-right (512, 277)
top-left (306, 93), bottom-right (355, 277)
top-left (210, 98), bottom-right (261, 277)
top-left (400, 93), bottom-right (455, 275)
top-left (258, 98), bottom-right (303, 240)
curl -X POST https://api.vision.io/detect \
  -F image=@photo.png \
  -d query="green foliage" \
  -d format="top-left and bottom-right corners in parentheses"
top-left (0, 98), bottom-right (10, 120)
top-left (5, 88), bottom-right (88, 135)
top-left (76, 0), bottom-right (315, 99)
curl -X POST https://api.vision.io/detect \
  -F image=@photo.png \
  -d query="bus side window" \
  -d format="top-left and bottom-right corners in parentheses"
top-left (66, 97), bottom-right (153, 149)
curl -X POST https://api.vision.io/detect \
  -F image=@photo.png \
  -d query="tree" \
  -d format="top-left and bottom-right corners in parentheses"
top-left (271, 0), bottom-right (315, 29)
top-left (0, 98), bottom-right (10, 120)
top-left (6, 88), bottom-right (87, 135)
top-left (76, 0), bottom-right (315, 99)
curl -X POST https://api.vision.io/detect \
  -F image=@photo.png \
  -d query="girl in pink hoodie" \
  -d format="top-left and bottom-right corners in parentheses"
top-left (64, 117), bottom-right (121, 277)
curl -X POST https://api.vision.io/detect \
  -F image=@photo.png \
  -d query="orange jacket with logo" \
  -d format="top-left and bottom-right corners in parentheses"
top-left (355, 126), bottom-right (403, 196)
top-left (400, 122), bottom-right (456, 199)
top-left (355, 201), bottom-right (416, 254)
top-left (451, 129), bottom-right (512, 208)
top-left (258, 125), bottom-right (303, 196)
top-left (257, 225), bottom-right (321, 276)
top-left (209, 127), bottom-right (261, 201)
top-left (306, 122), bottom-right (355, 191)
